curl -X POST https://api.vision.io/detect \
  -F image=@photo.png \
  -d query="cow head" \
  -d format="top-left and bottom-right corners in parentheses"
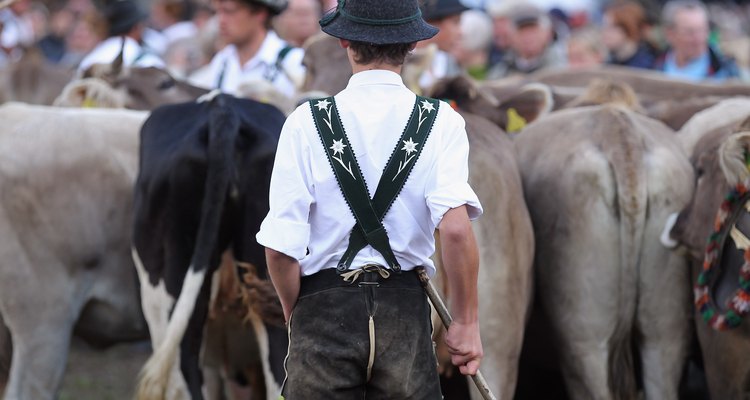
top-left (302, 32), bottom-right (351, 96)
top-left (73, 40), bottom-right (208, 110)
top-left (428, 74), bottom-right (553, 133)
top-left (82, 65), bottom-right (209, 110)
top-left (670, 116), bottom-right (750, 261)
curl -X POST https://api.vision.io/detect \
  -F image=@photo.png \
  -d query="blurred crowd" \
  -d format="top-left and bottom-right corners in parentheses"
top-left (0, 0), bottom-right (749, 98)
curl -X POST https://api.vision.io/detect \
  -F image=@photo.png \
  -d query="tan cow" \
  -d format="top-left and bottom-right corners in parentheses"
top-left (666, 115), bottom-right (750, 400)
top-left (0, 103), bottom-right (149, 400)
top-left (514, 104), bottom-right (694, 399)
top-left (427, 76), bottom-right (547, 399)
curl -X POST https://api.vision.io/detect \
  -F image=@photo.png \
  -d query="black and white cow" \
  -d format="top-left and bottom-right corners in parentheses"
top-left (131, 92), bottom-right (288, 400)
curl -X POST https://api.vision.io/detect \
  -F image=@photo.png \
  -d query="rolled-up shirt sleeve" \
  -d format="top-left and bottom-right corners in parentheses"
top-left (256, 109), bottom-right (314, 260)
top-left (425, 108), bottom-right (483, 229)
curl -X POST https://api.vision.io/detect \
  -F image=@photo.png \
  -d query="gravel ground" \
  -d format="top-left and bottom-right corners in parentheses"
top-left (58, 339), bottom-right (151, 400)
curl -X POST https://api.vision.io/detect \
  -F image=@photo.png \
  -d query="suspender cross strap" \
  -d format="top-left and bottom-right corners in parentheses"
top-left (309, 96), bottom-right (440, 273)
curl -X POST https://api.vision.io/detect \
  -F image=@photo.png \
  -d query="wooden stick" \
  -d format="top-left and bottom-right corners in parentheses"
top-left (416, 267), bottom-right (497, 400)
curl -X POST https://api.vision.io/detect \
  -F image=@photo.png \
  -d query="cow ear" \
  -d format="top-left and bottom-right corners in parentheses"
top-left (720, 131), bottom-right (750, 186)
top-left (428, 75), bottom-right (501, 112)
top-left (497, 83), bottom-right (553, 133)
top-left (111, 36), bottom-right (125, 77)
top-left (402, 43), bottom-right (437, 95)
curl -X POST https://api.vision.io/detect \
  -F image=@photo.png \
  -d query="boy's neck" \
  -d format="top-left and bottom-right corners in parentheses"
top-left (351, 62), bottom-right (402, 74)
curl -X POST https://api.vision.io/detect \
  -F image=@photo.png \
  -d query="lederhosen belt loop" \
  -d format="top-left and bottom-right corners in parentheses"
top-left (309, 96), bottom-right (439, 274)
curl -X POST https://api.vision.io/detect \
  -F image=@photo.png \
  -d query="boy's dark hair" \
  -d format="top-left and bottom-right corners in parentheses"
top-left (349, 41), bottom-right (414, 66)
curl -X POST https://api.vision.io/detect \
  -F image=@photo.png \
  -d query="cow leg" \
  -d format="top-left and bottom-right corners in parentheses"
top-left (1, 303), bottom-right (76, 400)
top-left (132, 248), bottom-right (175, 349)
top-left (132, 248), bottom-right (190, 400)
top-left (696, 320), bottom-right (750, 399)
top-left (636, 223), bottom-right (690, 400)
top-left (0, 312), bottom-right (10, 394)
top-left (179, 268), bottom-right (215, 400)
top-left (221, 313), bottom-right (266, 400)
top-left (246, 310), bottom-right (282, 400)
top-left (201, 313), bottom-right (228, 400)
top-left (539, 206), bottom-right (631, 400)
top-left (471, 211), bottom-right (533, 400)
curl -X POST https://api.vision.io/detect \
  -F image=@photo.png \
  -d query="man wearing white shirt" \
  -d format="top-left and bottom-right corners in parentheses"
top-left (77, 0), bottom-right (165, 75)
top-left (191, 0), bottom-right (304, 97)
top-left (256, 0), bottom-right (483, 397)
top-left (417, 0), bottom-right (468, 91)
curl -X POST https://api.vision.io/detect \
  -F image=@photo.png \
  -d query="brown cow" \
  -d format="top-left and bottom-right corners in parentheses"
top-left (58, 47), bottom-right (208, 110)
top-left (427, 76), bottom-right (548, 399)
top-left (0, 48), bottom-right (74, 105)
top-left (528, 66), bottom-right (750, 130)
top-left (667, 116), bottom-right (750, 400)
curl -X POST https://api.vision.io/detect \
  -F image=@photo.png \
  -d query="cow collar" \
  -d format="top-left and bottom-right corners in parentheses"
top-left (695, 180), bottom-right (750, 330)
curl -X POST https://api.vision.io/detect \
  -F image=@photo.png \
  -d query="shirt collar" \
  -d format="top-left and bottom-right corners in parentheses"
top-left (665, 50), bottom-right (709, 73)
top-left (226, 31), bottom-right (286, 69)
top-left (346, 70), bottom-right (405, 89)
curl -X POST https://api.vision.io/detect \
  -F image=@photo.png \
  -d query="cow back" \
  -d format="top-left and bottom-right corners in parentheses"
top-left (133, 96), bottom-right (285, 295)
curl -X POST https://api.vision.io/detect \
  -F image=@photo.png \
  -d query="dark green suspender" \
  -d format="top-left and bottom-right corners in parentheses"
top-left (216, 45), bottom-right (294, 89)
top-left (309, 96), bottom-right (439, 273)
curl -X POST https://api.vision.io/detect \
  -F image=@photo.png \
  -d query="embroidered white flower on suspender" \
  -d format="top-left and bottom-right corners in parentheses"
top-left (316, 100), bottom-right (356, 179)
top-left (392, 100), bottom-right (433, 181)
top-left (330, 139), bottom-right (346, 155)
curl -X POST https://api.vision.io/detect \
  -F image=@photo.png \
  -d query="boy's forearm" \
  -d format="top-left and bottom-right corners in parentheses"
top-left (439, 208), bottom-right (479, 323)
top-left (265, 248), bottom-right (301, 321)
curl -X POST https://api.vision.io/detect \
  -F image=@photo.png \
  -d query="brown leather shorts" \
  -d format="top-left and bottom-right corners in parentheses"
top-left (280, 267), bottom-right (442, 399)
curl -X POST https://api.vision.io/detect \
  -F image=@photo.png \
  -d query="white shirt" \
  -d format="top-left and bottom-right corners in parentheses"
top-left (0, 9), bottom-right (34, 49)
top-left (256, 70), bottom-right (482, 277)
top-left (77, 36), bottom-right (165, 76)
top-left (146, 22), bottom-right (198, 56)
top-left (162, 21), bottom-right (198, 45)
top-left (192, 31), bottom-right (304, 97)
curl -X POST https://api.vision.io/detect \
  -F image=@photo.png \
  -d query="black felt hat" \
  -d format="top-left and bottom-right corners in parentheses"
top-left (319, 0), bottom-right (438, 45)
top-left (105, 0), bottom-right (148, 36)
top-left (245, 0), bottom-right (287, 15)
top-left (421, 0), bottom-right (469, 22)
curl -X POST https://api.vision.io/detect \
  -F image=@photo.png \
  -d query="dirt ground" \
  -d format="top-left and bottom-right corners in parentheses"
top-left (58, 338), bottom-right (151, 400)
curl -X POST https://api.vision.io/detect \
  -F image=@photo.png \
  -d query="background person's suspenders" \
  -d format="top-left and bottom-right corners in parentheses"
top-left (215, 45), bottom-right (293, 90)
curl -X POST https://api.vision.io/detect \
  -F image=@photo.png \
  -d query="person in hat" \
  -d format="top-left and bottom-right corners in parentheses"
top-left (190, 0), bottom-right (304, 97)
top-left (486, 1), bottom-right (566, 79)
top-left (257, 0), bottom-right (483, 398)
top-left (416, 0), bottom-right (468, 89)
top-left (77, 0), bottom-right (165, 75)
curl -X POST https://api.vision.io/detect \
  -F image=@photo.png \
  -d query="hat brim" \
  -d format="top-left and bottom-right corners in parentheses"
top-left (321, 14), bottom-right (438, 45)
top-left (108, 10), bottom-right (148, 36)
top-left (423, 4), bottom-right (470, 22)
top-left (514, 16), bottom-right (542, 27)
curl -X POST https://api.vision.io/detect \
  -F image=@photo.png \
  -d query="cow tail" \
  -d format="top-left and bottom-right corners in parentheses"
top-left (604, 108), bottom-right (646, 400)
top-left (136, 94), bottom-right (238, 400)
top-left (0, 313), bottom-right (10, 384)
